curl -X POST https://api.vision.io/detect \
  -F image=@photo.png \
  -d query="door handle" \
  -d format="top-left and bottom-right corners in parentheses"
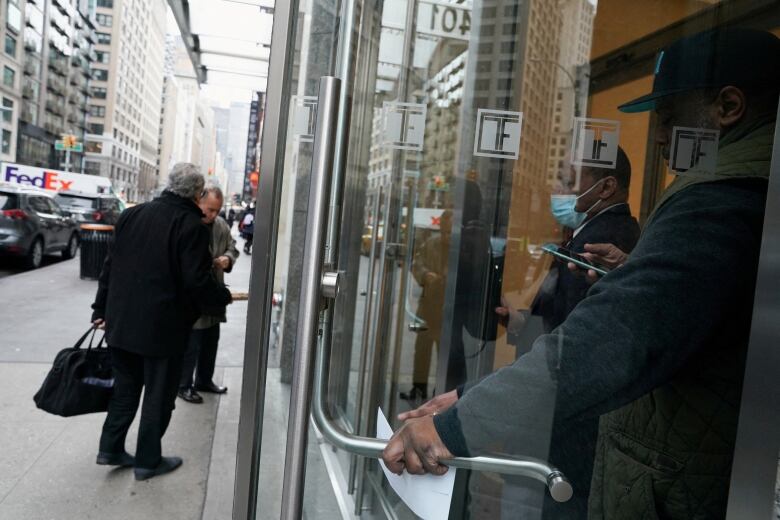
top-left (311, 325), bottom-right (574, 504)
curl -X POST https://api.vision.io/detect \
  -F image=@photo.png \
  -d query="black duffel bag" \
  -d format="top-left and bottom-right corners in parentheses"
top-left (34, 327), bottom-right (114, 417)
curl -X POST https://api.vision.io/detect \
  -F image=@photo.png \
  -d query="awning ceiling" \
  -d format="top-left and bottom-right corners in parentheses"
top-left (167, 0), bottom-right (273, 86)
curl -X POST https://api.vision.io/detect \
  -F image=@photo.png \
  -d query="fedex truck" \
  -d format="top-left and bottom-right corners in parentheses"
top-left (0, 163), bottom-right (113, 194)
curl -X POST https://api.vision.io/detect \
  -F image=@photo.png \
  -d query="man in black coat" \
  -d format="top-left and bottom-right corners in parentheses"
top-left (91, 162), bottom-right (232, 481)
top-left (532, 147), bottom-right (640, 333)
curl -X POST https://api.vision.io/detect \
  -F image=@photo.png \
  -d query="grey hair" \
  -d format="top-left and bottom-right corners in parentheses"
top-left (166, 163), bottom-right (205, 200)
top-left (203, 184), bottom-right (224, 201)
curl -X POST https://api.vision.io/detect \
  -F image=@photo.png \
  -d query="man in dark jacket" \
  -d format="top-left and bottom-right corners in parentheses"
top-left (532, 146), bottom-right (640, 333)
top-left (178, 185), bottom-right (240, 403)
top-left (384, 28), bottom-right (779, 520)
top-left (91, 162), bottom-right (232, 481)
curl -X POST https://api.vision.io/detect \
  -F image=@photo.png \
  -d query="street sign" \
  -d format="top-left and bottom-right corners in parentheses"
top-left (55, 140), bottom-right (83, 152)
top-left (417, 0), bottom-right (471, 41)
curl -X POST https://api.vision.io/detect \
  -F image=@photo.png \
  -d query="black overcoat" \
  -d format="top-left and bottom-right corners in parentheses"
top-left (91, 191), bottom-right (232, 357)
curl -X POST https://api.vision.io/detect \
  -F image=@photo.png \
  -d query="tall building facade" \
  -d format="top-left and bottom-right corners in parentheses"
top-left (212, 106), bottom-right (230, 198)
top-left (14, 0), bottom-right (96, 170)
top-left (157, 72), bottom-right (185, 186)
top-left (421, 42), bottom-right (467, 209)
top-left (0, 0), bottom-right (24, 162)
top-left (156, 34), bottom-right (217, 190)
top-left (226, 101), bottom-right (250, 196)
top-left (84, 0), bottom-right (166, 202)
top-left (138, 0), bottom-right (166, 200)
top-left (213, 106), bottom-right (229, 161)
top-left (546, 0), bottom-right (595, 186)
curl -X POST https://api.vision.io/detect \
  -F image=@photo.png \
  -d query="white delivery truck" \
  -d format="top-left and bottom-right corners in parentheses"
top-left (0, 162), bottom-right (113, 194)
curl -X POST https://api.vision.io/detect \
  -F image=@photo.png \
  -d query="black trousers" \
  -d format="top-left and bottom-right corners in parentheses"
top-left (179, 324), bottom-right (220, 390)
top-left (99, 347), bottom-right (183, 469)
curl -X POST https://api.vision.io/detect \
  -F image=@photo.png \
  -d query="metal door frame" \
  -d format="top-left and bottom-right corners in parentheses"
top-left (233, 0), bottom-right (301, 514)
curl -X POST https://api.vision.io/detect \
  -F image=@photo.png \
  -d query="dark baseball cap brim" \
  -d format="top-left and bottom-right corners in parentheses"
top-left (618, 87), bottom-right (691, 113)
top-left (620, 29), bottom-right (780, 113)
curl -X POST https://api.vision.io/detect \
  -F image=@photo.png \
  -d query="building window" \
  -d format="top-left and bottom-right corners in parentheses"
top-left (2, 98), bottom-right (12, 123)
top-left (4, 34), bottom-right (16, 57)
top-left (18, 134), bottom-right (49, 166)
top-left (95, 14), bottom-right (113, 27)
top-left (6, 0), bottom-right (21, 33)
top-left (92, 69), bottom-right (109, 81)
top-left (96, 51), bottom-right (110, 63)
top-left (84, 161), bottom-right (101, 175)
top-left (3, 66), bottom-right (15, 88)
top-left (96, 32), bottom-right (111, 45)
top-left (87, 123), bottom-right (104, 135)
top-left (89, 105), bottom-right (106, 117)
top-left (2, 129), bottom-right (11, 155)
top-left (97, 0), bottom-right (114, 6)
top-left (91, 86), bottom-right (107, 99)
top-left (85, 140), bottom-right (102, 153)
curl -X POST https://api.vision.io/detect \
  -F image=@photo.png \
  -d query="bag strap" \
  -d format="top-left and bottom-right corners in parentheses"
top-left (74, 327), bottom-right (97, 349)
top-left (86, 329), bottom-right (107, 351)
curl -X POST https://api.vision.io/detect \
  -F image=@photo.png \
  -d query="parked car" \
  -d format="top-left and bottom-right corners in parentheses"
top-left (53, 191), bottom-right (124, 226)
top-left (0, 184), bottom-right (80, 269)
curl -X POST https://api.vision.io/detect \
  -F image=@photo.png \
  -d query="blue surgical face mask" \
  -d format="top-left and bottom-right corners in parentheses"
top-left (550, 194), bottom-right (585, 229)
top-left (550, 179), bottom-right (606, 229)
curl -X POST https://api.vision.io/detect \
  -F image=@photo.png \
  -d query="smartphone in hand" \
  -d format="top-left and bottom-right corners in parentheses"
top-left (541, 243), bottom-right (609, 277)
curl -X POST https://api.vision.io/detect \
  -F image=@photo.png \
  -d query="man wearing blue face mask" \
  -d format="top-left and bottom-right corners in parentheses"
top-left (532, 147), bottom-right (640, 333)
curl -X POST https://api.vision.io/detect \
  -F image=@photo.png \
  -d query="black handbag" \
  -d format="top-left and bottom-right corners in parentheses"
top-left (33, 327), bottom-right (114, 417)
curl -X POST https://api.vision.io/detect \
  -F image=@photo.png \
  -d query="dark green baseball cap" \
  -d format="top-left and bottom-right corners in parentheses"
top-left (619, 28), bottom-right (780, 113)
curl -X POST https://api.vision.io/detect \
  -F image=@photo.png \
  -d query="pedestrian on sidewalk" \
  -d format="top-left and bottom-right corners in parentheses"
top-left (238, 201), bottom-right (255, 254)
top-left (178, 185), bottom-right (240, 404)
top-left (91, 163), bottom-right (232, 481)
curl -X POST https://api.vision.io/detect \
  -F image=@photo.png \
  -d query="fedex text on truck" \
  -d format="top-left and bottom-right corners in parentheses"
top-left (1, 163), bottom-right (112, 194)
top-left (4, 165), bottom-right (74, 190)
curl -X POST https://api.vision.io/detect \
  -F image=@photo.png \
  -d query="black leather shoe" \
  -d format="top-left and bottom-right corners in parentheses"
top-left (177, 387), bottom-right (204, 403)
top-left (134, 456), bottom-right (183, 481)
top-left (96, 451), bottom-right (135, 467)
top-left (194, 381), bottom-right (228, 394)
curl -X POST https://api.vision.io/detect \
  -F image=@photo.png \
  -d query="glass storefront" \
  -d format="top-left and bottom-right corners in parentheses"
top-left (234, 0), bottom-right (780, 519)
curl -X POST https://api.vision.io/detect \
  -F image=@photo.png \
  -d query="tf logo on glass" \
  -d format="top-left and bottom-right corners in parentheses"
top-left (669, 126), bottom-right (719, 174)
top-left (291, 96), bottom-right (318, 143)
top-left (473, 109), bottom-right (523, 159)
top-left (572, 118), bottom-right (621, 169)
top-left (383, 102), bottom-right (427, 151)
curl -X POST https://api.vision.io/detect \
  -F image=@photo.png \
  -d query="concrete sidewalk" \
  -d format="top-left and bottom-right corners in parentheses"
top-left (0, 242), bottom-right (251, 520)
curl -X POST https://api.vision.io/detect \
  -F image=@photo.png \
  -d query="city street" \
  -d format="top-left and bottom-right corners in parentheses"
top-left (0, 237), bottom-right (250, 520)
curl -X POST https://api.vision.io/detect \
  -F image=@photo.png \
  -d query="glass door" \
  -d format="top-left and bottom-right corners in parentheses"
top-left (235, 0), bottom-right (780, 519)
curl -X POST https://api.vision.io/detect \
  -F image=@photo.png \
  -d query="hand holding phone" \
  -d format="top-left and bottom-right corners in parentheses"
top-left (541, 243), bottom-right (609, 277)
top-left (581, 243), bottom-right (628, 271)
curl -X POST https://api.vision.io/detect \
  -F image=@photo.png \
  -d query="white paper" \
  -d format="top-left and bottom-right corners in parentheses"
top-left (377, 408), bottom-right (456, 520)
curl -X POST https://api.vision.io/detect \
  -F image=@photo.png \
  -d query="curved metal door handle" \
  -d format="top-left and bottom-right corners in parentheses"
top-left (311, 333), bottom-right (574, 503)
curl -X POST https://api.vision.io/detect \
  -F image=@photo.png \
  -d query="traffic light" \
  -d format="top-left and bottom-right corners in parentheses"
top-left (61, 134), bottom-right (77, 148)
